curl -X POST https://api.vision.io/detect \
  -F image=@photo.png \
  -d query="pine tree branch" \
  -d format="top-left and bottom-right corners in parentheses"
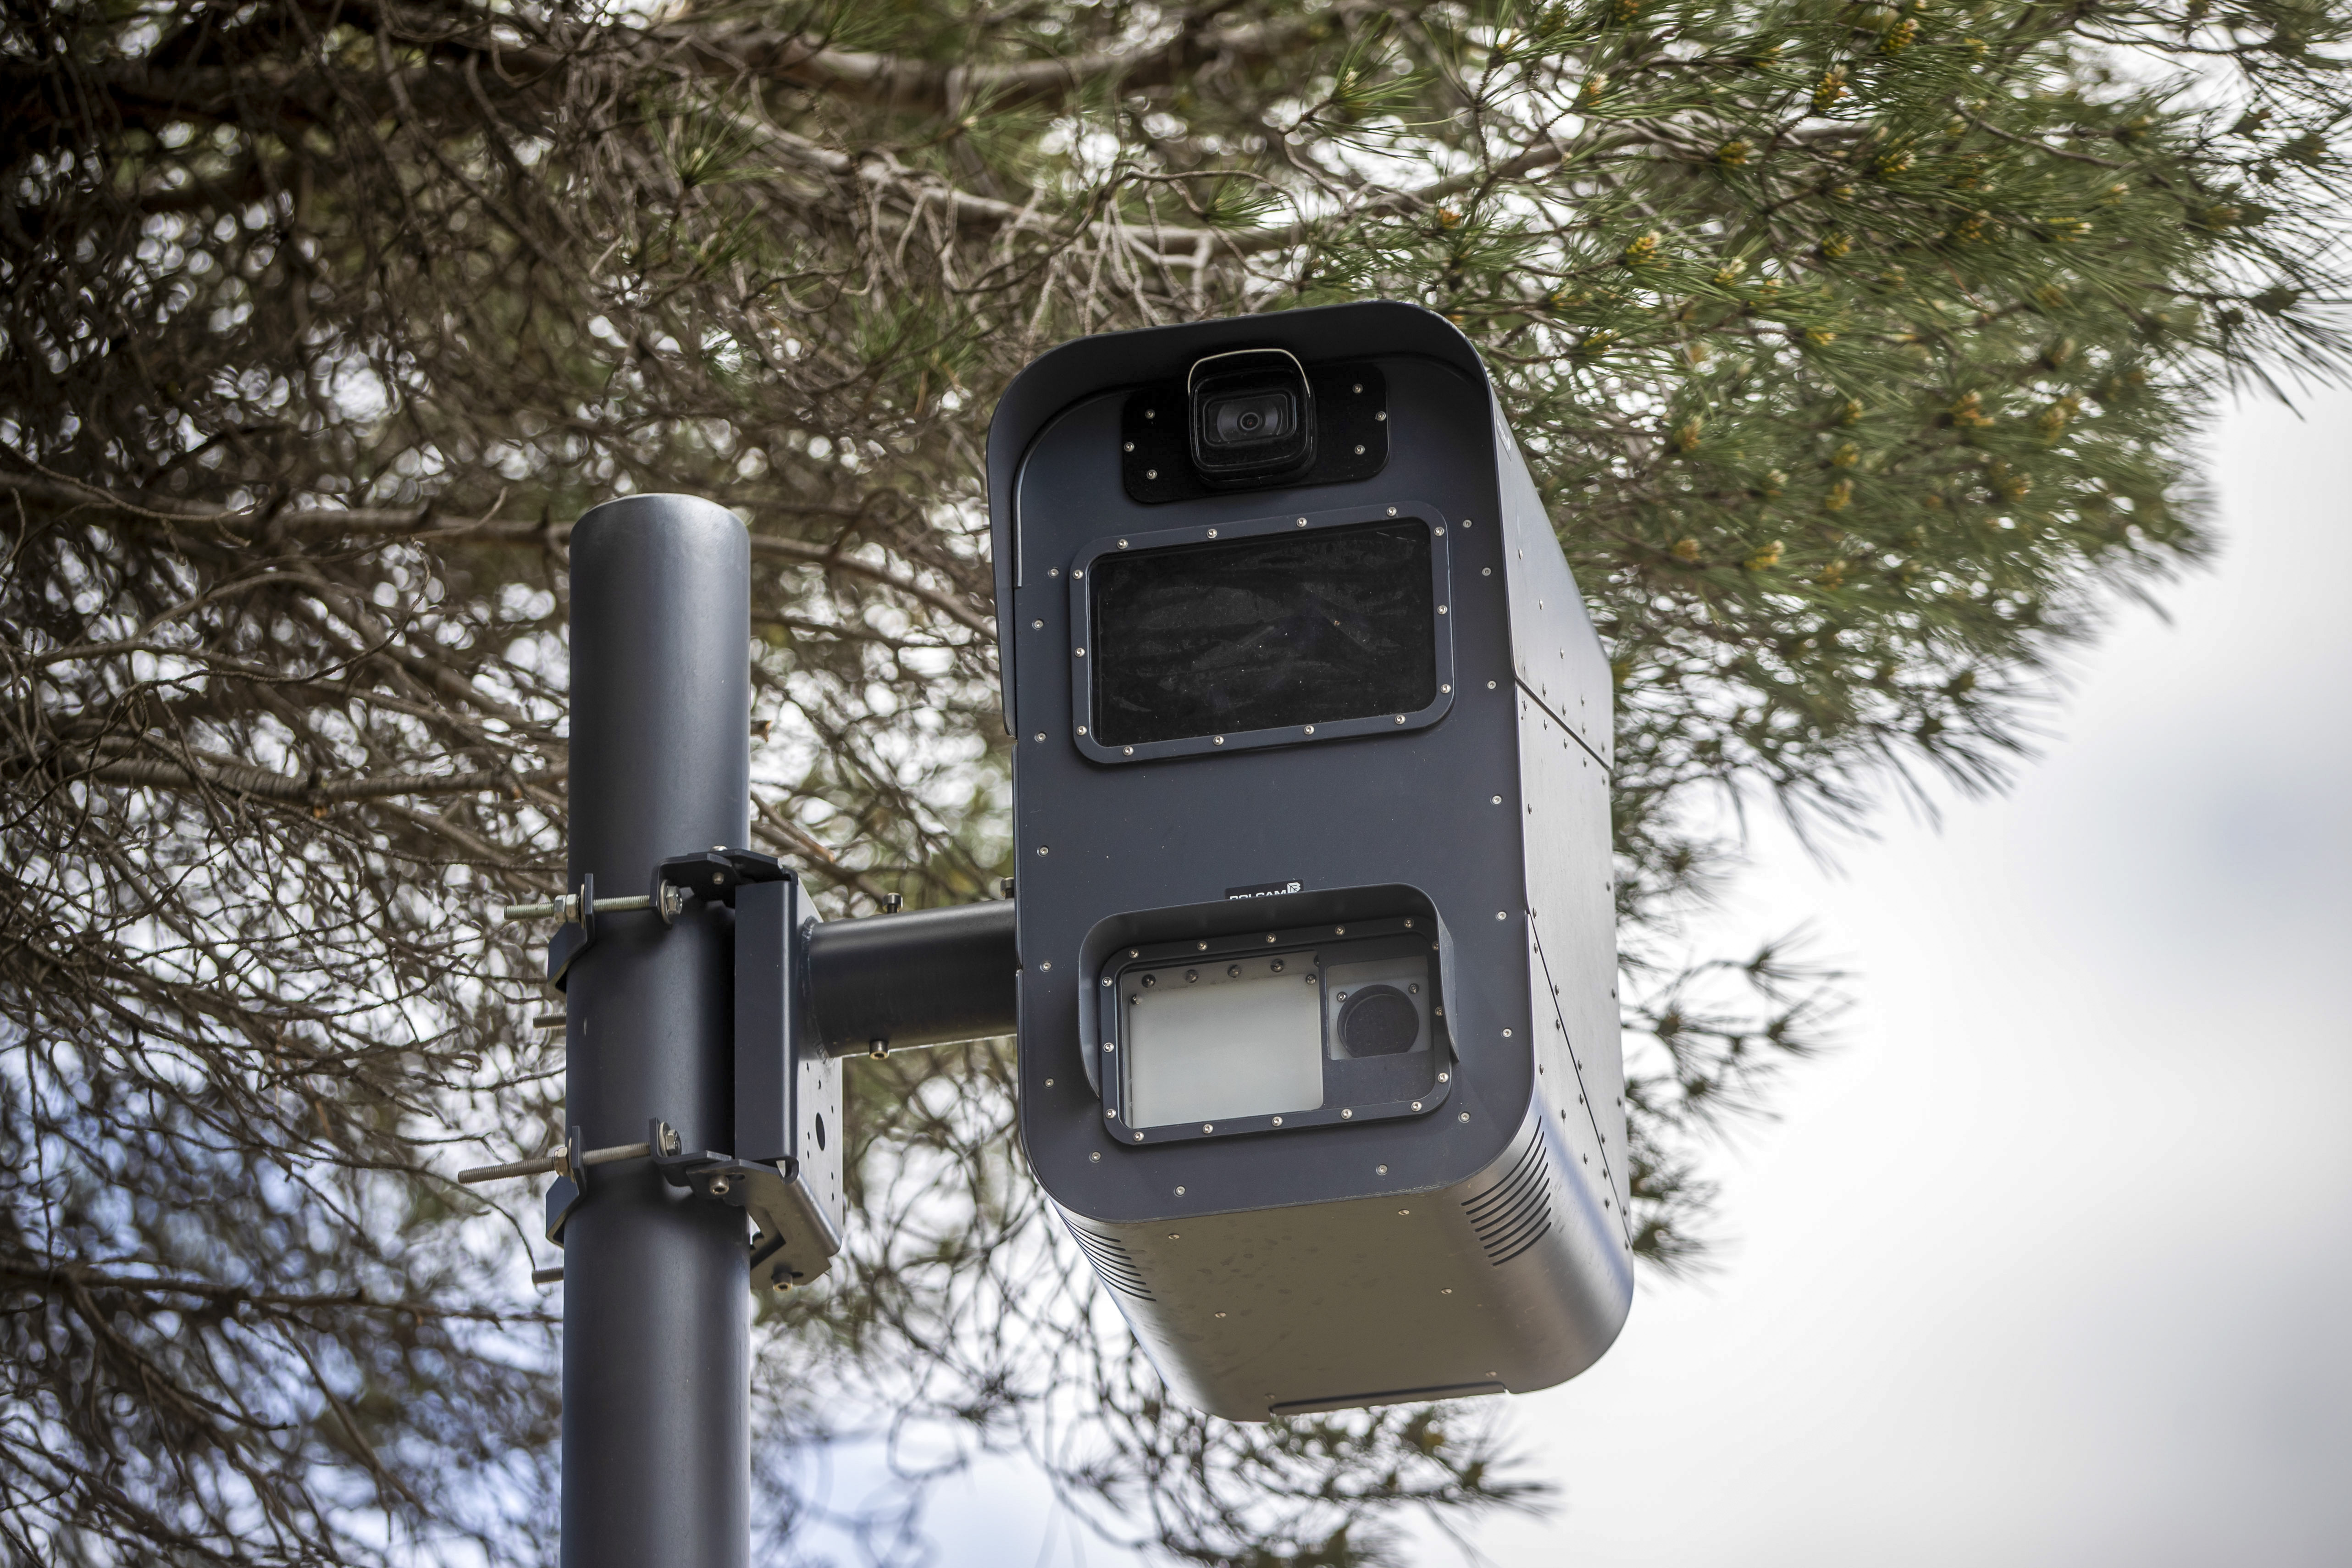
top-left (0, 472), bottom-right (993, 635)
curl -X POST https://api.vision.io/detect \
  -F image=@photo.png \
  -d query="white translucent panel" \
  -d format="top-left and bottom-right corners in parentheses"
top-left (1125, 961), bottom-right (1324, 1128)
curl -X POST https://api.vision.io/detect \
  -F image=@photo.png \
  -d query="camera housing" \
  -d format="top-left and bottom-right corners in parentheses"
top-left (1187, 348), bottom-right (1316, 485)
top-left (989, 302), bottom-right (1628, 1421)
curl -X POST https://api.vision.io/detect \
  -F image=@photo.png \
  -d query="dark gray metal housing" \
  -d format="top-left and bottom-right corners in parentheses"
top-left (989, 302), bottom-right (1632, 1421)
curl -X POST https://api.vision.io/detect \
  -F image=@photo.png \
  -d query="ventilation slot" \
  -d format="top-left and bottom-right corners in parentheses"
top-left (1065, 1222), bottom-right (1154, 1300)
top-left (1461, 1130), bottom-right (1555, 1266)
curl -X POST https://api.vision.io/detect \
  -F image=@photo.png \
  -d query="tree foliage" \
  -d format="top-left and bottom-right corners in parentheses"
top-left (2, 0), bottom-right (2345, 1562)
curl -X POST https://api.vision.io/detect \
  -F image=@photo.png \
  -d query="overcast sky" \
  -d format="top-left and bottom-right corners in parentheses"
top-left (825, 382), bottom-right (2352, 1568)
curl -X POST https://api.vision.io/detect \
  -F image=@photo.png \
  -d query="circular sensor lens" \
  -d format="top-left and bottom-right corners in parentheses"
top-left (1337, 984), bottom-right (1420, 1057)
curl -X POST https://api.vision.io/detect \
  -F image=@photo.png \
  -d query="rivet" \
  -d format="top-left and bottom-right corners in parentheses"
top-left (1035, 732), bottom-right (1046, 742)
top-left (1174, 1186), bottom-right (1185, 1195)
top-left (1482, 567), bottom-right (1492, 576)
top-left (1216, 1311), bottom-right (1227, 1318)
top-left (1032, 619), bottom-right (1043, 629)
top-left (1037, 846), bottom-right (1049, 856)
top-left (1045, 1077), bottom-right (1055, 1087)
top-left (1459, 1112), bottom-right (1471, 1122)
top-left (1040, 961), bottom-right (1052, 971)
top-left (1271, 957), bottom-right (1285, 971)
top-left (1496, 911), bottom-right (1507, 920)
top-left (1502, 1027), bottom-right (1513, 1037)
top-left (1463, 519), bottom-right (1473, 527)
top-left (1090, 1151), bottom-right (1101, 1162)
top-left (1404, 918), bottom-right (1415, 927)
top-left (1441, 1288), bottom-right (1452, 1295)
top-left (1227, 963), bottom-right (1241, 977)
top-left (1488, 680), bottom-right (1497, 689)
top-left (1049, 567), bottom-right (1060, 578)
top-left (1492, 795), bottom-right (1502, 804)
top-left (1341, 1109), bottom-right (1354, 1119)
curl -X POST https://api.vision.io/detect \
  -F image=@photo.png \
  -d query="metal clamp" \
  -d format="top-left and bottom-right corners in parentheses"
top-left (647, 1119), bottom-right (842, 1291)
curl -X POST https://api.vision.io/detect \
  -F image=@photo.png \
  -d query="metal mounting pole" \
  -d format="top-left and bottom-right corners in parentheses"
top-left (563, 495), bottom-right (750, 1568)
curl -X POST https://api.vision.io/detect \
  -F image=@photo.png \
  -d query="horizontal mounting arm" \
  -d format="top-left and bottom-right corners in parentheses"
top-left (805, 899), bottom-right (1019, 1057)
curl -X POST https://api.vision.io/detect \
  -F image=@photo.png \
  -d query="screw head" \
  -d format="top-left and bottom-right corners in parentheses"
top-left (1272, 1115), bottom-right (1284, 1126)
top-left (1377, 1164), bottom-right (1389, 1174)
top-left (1341, 1108), bottom-right (1354, 1119)
top-left (1090, 1151), bottom-right (1101, 1163)
top-left (1459, 1112), bottom-right (1471, 1122)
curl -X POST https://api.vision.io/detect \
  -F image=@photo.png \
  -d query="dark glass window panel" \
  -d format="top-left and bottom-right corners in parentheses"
top-left (1090, 521), bottom-right (1436, 746)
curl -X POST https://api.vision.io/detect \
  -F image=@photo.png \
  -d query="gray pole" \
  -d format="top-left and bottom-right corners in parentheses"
top-left (563, 494), bottom-right (751, 1568)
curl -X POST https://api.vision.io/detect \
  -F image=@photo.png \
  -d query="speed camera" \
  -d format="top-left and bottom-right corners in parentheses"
top-left (989, 301), bottom-right (1630, 1421)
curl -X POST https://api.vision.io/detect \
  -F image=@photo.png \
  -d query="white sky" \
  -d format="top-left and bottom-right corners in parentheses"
top-left (819, 382), bottom-right (2352, 1568)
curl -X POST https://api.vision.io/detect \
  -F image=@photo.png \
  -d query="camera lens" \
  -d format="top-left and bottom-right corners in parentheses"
top-left (1336, 984), bottom-right (1420, 1056)
top-left (1186, 348), bottom-right (1316, 485)
top-left (1208, 392), bottom-right (1292, 447)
